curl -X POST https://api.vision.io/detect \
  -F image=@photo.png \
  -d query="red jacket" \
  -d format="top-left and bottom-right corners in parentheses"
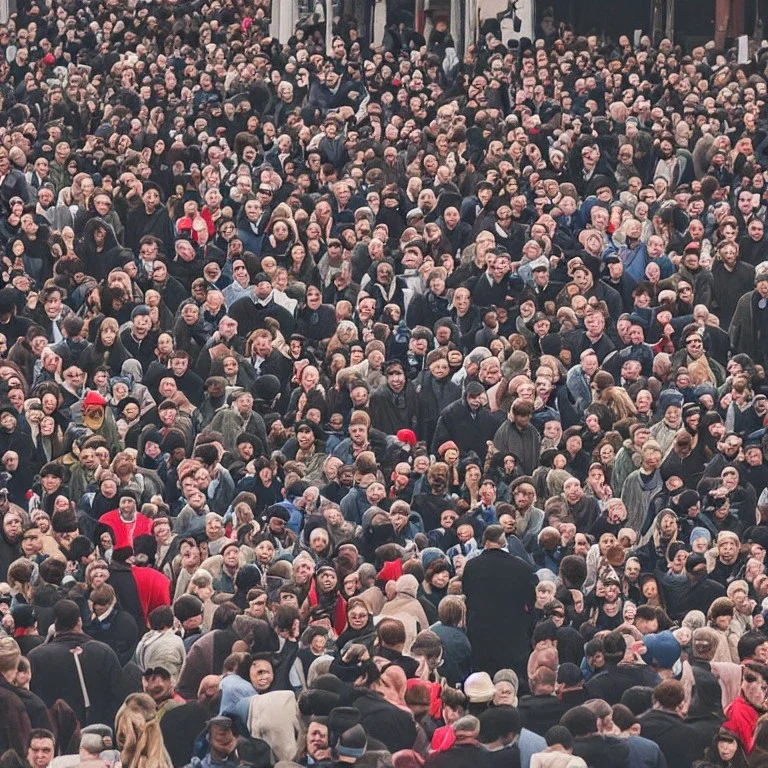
top-left (724, 695), bottom-right (759, 752)
top-left (132, 565), bottom-right (171, 625)
top-left (98, 511), bottom-right (153, 549)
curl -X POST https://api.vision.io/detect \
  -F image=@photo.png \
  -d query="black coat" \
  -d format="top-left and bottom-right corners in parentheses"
top-left (369, 382), bottom-right (419, 436)
top-left (426, 740), bottom-right (495, 768)
top-left (462, 548), bottom-right (537, 675)
top-left (28, 631), bottom-right (127, 727)
top-left (350, 689), bottom-right (417, 753)
top-left (228, 294), bottom-right (296, 339)
top-left (573, 735), bottom-right (631, 768)
top-left (518, 694), bottom-right (566, 736)
top-left (637, 709), bottom-right (701, 768)
top-left (85, 607), bottom-right (140, 666)
top-left (432, 400), bottom-right (504, 458)
top-left (584, 662), bottom-right (660, 705)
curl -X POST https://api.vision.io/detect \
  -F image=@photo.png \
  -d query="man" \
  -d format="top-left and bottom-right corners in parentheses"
top-left (0, 637), bottom-right (32, 754)
top-left (187, 716), bottom-right (239, 768)
top-left (566, 349), bottom-right (599, 413)
top-left (369, 360), bottom-right (419, 436)
top-left (120, 304), bottom-right (158, 372)
top-left (126, 180), bottom-right (175, 256)
top-left (730, 268), bottom-right (768, 368)
top-left (98, 489), bottom-right (154, 549)
top-left (27, 729), bottom-right (55, 768)
top-left (560, 706), bottom-right (631, 768)
top-left (611, 704), bottom-right (668, 768)
top-left (86, 583), bottom-right (139, 666)
top-left (584, 632), bottom-right (659, 705)
top-left (228, 272), bottom-right (296, 338)
top-left (432, 381), bottom-right (503, 458)
top-left (621, 441), bottom-right (664, 534)
top-left (462, 525), bottom-right (537, 677)
top-left (28, 600), bottom-right (125, 727)
top-left (637, 680), bottom-right (700, 768)
top-left (494, 400), bottom-right (541, 475)
top-left (142, 665), bottom-right (186, 719)
top-left (196, 315), bottom-right (244, 380)
top-left (478, 706), bottom-right (523, 768)
top-left (669, 323), bottom-right (726, 386)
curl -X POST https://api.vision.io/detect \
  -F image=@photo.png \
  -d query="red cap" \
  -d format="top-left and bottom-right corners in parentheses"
top-left (83, 390), bottom-right (108, 409)
top-left (396, 429), bottom-right (417, 446)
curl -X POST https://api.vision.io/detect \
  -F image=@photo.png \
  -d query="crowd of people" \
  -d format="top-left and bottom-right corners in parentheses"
top-left (3, 0), bottom-right (768, 767)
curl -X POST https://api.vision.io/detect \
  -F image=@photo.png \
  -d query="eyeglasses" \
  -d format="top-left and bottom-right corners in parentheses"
top-left (258, 188), bottom-right (273, 195)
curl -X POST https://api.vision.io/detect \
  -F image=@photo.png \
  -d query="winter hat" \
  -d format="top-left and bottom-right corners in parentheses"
top-left (396, 429), bottom-right (417, 446)
top-left (160, 429), bottom-right (187, 453)
top-left (336, 725), bottom-right (367, 758)
top-left (727, 580), bottom-right (749, 599)
top-left (463, 672), bottom-right (496, 703)
top-left (708, 597), bottom-right (735, 620)
top-left (656, 389), bottom-right (684, 414)
top-left (10, 604), bottom-right (36, 629)
top-left (395, 574), bottom-right (419, 599)
top-left (328, 707), bottom-right (361, 742)
top-left (676, 490), bottom-right (701, 512)
top-left (83, 390), bottom-right (108, 409)
top-left (689, 527), bottom-right (712, 548)
top-left (493, 669), bottom-right (519, 690)
top-left (717, 531), bottom-right (740, 548)
top-left (641, 631), bottom-right (681, 669)
top-left (173, 594), bottom-right (204, 623)
top-left (298, 688), bottom-right (340, 717)
top-left (266, 505), bottom-right (291, 523)
top-left (691, 627), bottom-right (721, 662)
top-left (420, 548), bottom-right (447, 570)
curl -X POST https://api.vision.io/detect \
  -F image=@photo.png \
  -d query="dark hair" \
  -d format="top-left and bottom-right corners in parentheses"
top-left (611, 704), bottom-right (637, 731)
top-left (559, 706), bottom-right (597, 737)
top-left (620, 686), bottom-right (654, 716)
top-left (149, 605), bottom-right (174, 630)
top-left (544, 725), bottom-right (573, 749)
top-left (53, 600), bottom-right (81, 633)
top-left (601, 631), bottom-right (627, 664)
top-left (28, 729), bottom-right (55, 746)
top-left (738, 630), bottom-right (768, 662)
top-left (478, 706), bottom-right (521, 743)
top-left (274, 605), bottom-right (300, 633)
top-left (532, 619), bottom-right (558, 646)
top-left (211, 601), bottom-right (240, 630)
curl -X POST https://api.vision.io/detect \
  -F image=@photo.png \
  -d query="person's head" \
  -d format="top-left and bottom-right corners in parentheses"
top-left (27, 729), bottom-right (55, 768)
top-left (652, 679), bottom-right (686, 714)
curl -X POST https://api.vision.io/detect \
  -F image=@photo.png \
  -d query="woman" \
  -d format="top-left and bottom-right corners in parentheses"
top-left (419, 559), bottom-right (450, 612)
top-left (701, 729), bottom-right (749, 768)
top-left (287, 242), bottom-right (320, 287)
top-left (78, 318), bottom-right (129, 377)
top-left (336, 596), bottom-right (376, 651)
top-left (173, 302), bottom-right (208, 362)
top-left (115, 693), bottom-right (172, 768)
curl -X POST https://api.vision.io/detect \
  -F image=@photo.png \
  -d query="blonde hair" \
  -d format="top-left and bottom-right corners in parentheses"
top-left (116, 693), bottom-right (172, 768)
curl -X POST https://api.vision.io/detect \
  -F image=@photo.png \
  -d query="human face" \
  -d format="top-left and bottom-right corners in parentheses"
top-left (250, 659), bottom-right (274, 692)
top-left (387, 367), bottom-right (406, 393)
top-left (307, 723), bottom-right (331, 761)
top-left (28, 738), bottom-right (54, 768)
top-left (347, 605), bottom-right (370, 631)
